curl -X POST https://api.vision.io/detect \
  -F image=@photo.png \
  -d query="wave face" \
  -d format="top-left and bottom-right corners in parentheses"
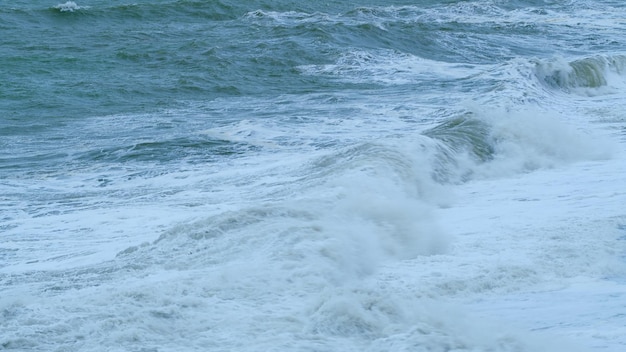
top-left (2, 1), bottom-right (626, 351)
top-left (534, 55), bottom-right (626, 95)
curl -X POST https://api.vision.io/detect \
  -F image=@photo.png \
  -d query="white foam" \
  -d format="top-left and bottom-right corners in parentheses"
top-left (478, 106), bottom-right (614, 177)
top-left (4, 2), bottom-right (626, 349)
top-left (299, 49), bottom-right (484, 85)
top-left (53, 1), bottom-right (84, 12)
top-left (434, 155), bottom-right (626, 350)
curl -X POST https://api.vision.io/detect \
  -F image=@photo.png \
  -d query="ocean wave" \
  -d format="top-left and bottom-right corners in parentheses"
top-left (53, 1), bottom-right (85, 13)
top-left (46, 0), bottom-right (239, 20)
top-left (423, 115), bottom-right (494, 183)
top-left (534, 55), bottom-right (626, 95)
top-left (299, 49), bottom-right (483, 85)
top-left (243, 9), bottom-right (331, 25)
top-left (77, 136), bottom-right (250, 164)
top-left (421, 104), bottom-right (613, 182)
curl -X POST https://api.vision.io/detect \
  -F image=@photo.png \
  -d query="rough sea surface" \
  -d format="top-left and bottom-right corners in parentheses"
top-left (2, 0), bottom-right (626, 351)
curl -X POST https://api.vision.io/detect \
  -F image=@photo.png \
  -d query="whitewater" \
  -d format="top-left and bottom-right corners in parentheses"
top-left (1, 0), bottom-right (626, 351)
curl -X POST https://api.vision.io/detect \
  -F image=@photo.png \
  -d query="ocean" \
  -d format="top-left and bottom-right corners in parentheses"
top-left (1, 0), bottom-right (626, 351)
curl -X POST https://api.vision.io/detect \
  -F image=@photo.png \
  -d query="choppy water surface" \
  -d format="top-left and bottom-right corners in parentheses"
top-left (2, 1), bottom-right (626, 351)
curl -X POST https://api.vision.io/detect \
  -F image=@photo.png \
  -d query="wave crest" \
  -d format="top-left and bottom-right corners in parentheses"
top-left (53, 1), bottom-right (84, 12)
top-left (535, 55), bottom-right (626, 95)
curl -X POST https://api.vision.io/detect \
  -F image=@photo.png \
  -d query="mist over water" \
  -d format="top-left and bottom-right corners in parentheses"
top-left (2, 0), bottom-right (626, 351)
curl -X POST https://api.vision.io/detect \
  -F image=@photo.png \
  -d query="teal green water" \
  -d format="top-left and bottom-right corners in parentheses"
top-left (3, 0), bottom-right (626, 198)
top-left (3, 2), bottom-right (626, 351)
top-left (3, 0), bottom-right (626, 182)
top-left (3, 0), bottom-right (619, 123)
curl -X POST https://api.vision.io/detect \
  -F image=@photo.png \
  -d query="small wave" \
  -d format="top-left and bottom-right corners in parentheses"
top-left (299, 49), bottom-right (481, 85)
top-left (244, 9), bottom-right (328, 24)
top-left (53, 1), bottom-right (85, 12)
top-left (77, 137), bottom-right (248, 164)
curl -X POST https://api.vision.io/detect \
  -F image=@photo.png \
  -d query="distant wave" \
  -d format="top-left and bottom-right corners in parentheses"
top-left (53, 1), bottom-right (85, 12)
top-left (46, 0), bottom-right (239, 20)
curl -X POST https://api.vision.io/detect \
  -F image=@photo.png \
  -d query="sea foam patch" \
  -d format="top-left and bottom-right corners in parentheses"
top-left (53, 1), bottom-right (85, 12)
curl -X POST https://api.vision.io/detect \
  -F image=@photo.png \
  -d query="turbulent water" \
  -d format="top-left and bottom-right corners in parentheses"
top-left (2, 0), bottom-right (626, 351)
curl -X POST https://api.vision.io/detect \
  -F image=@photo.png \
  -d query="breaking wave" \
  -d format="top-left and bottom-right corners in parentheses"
top-left (53, 1), bottom-right (84, 13)
top-left (535, 55), bottom-right (626, 95)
